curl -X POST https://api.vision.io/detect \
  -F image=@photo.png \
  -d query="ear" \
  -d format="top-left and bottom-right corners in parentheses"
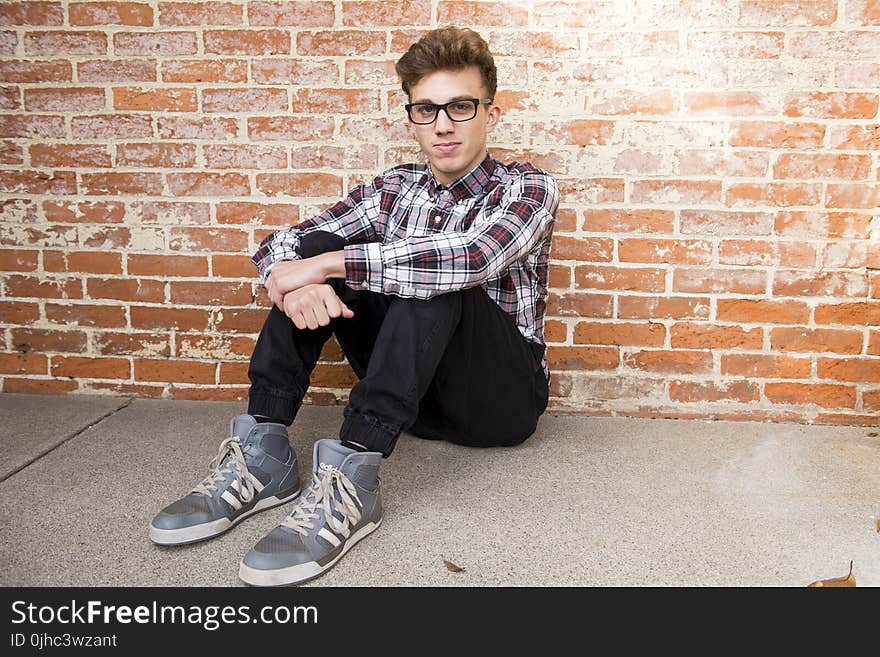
top-left (485, 103), bottom-right (501, 133)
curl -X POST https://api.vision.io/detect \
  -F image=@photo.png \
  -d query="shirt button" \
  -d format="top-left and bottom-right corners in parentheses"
top-left (360, 281), bottom-right (368, 289)
top-left (433, 216), bottom-right (441, 224)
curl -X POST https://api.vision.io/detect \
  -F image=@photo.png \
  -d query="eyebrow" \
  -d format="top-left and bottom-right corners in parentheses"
top-left (409, 95), bottom-right (475, 105)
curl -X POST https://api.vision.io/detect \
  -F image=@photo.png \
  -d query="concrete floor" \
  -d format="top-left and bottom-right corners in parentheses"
top-left (0, 392), bottom-right (877, 587)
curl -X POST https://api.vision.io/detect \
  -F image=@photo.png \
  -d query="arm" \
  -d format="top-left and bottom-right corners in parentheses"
top-left (343, 171), bottom-right (559, 298)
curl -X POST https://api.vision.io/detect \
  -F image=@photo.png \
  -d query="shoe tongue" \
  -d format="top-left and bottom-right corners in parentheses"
top-left (230, 414), bottom-right (259, 445)
top-left (313, 439), bottom-right (354, 474)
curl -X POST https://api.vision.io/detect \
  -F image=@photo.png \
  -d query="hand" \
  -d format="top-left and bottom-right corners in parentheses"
top-left (265, 257), bottom-right (326, 309)
top-left (282, 284), bottom-right (354, 330)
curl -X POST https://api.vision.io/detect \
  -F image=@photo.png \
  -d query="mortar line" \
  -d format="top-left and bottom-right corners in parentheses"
top-left (0, 397), bottom-right (135, 486)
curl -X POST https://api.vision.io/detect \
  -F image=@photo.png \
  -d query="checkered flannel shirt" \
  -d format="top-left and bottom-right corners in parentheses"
top-left (252, 154), bottom-right (559, 379)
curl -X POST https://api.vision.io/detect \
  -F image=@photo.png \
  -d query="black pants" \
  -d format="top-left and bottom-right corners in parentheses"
top-left (247, 231), bottom-right (549, 457)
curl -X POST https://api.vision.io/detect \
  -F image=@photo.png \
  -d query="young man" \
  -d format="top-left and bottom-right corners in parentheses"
top-left (150, 26), bottom-right (559, 586)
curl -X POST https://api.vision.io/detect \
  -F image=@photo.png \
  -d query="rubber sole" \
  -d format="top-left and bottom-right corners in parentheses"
top-left (238, 518), bottom-right (382, 586)
top-left (149, 488), bottom-right (301, 546)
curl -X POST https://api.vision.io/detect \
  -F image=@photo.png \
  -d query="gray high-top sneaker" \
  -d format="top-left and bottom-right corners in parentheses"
top-left (150, 415), bottom-right (300, 546)
top-left (238, 439), bottom-right (383, 586)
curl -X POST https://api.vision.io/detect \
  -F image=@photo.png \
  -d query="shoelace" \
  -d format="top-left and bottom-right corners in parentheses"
top-left (281, 466), bottom-right (362, 538)
top-left (191, 437), bottom-right (256, 504)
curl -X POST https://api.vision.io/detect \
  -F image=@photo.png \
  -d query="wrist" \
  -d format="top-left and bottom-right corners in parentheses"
top-left (318, 250), bottom-right (346, 280)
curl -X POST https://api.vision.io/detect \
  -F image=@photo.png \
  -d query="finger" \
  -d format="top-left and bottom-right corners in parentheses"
top-left (340, 301), bottom-right (354, 318)
top-left (292, 312), bottom-right (308, 330)
top-left (304, 307), bottom-right (319, 330)
top-left (313, 302), bottom-right (331, 326)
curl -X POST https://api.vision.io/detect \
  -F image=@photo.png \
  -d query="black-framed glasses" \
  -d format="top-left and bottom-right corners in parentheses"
top-left (405, 98), bottom-right (493, 125)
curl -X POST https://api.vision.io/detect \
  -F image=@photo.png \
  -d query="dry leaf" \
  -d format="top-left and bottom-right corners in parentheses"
top-left (443, 559), bottom-right (465, 573)
top-left (807, 561), bottom-right (856, 587)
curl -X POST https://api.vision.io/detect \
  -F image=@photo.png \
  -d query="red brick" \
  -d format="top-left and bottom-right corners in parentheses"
top-left (546, 292), bottom-right (614, 318)
top-left (624, 350), bottom-right (712, 374)
top-left (29, 143), bottom-right (111, 168)
top-left (575, 265), bottom-right (665, 292)
top-left (1, 86), bottom-right (20, 110)
top-left (848, 1), bottom-right (880, 25)
top-left (0, 249), bottom-right (38, 272)
top-left (46, 303), bottom-right (126, 328)
top-left (770, 327), bottom-right (863, 354)
top-left (670, 323), bottom-right (763, 349)
top-left (254, 58), bottom-right (339, 85)
top-left (784, 92), bottom-right (878, 118)
top-left (177, 334), bottom-right (255, 360)
top-left (738, 1), bottom-right (837, 26)
top-left (589, 31), bottom-right (679, 57)
top-left (11, 328), bottom-right (87, 353)
top-left (129, 201), bottom-right (210, 225)
top-left (550, 236), bottom-right (613, 262)
top-left (43, 201), bottom-right (122, 224)
top-left (296, 30), bottom-right (386, 57)
top-left (790, 31), bottom-right (880, 59)
top-left (556, 178), bottom-right (624, 204)
top-left (166, 173), bottom-right (250, 197)
top-left (818, 357), bottom-right (880, 383)
top-left (688, 30), bottom-right (784, 57)
top-left (591, 89), bottom-right (675, 116)
top-left (204, 30), bottom-right (289, 55)
top-left (44, 250), bottom-right (122, 274)
top-left (0, 59), bottom-right (71, 82)
top-left (865, 388), bottom-right (880, 410)
top-left (113, 31), bottom-right (197, 56)
top-left (203, 88), bottom-right (288, 113)
top-left (172, 385), bottom-right (248, 401)
top-left (0, 301), bottom-right (40, 325)
top-left (677, 150), bottom-right (769, 177)
top-left (71, 114), bottom-right (153, 139)
top-left (0, 353), bottom-right (48, 375)
top-left (531, 120), bottom-right (615, 147)
top-left (247, 116), bottom-right (334, 141)
top-left (618, 297), bottom-right (710, 320)
top-left (0, 171), bottom-right (76, 195)
top-left (249, 1), bottom-right (335, 26)
top-left (161, 59), bottom-right (247, 83)
top-left (80, 172), bottom-right (162, 196)
top-left (5, 275), bottom-right (81, 300)
top-left (543, 319), bottom-right (567, 343)
top-left (773, 271), bottom-right (866, 297)
top-left (533, 0), bottom-right (627, 27)
top-left (0, 141), bottom-right (22, 164)
top-left (217, 361), bottom-right (248, 385)
top-left (823, 243), bottom-right (871, 268)
top-left (344, 59), bottom-right (399, 86)
top-left (765, 382), bottom-right (856, 408)
top-left (684, 91), bottom-right (770, 116)
top-left (727, 182), bottom-right (822, 208)
top-left (816, 301), bottom-right (880, 326)
top-left (574, 321), bottom-right (665, 347)
top-left (630, 180), bottom-right (722, 205)
top-left (212, 308), bottom-right (267, 333)
top-left (3, 378), bottom-right (79, 394)
top-left (169, 281), bottom-right (252, 306)
top-left (547, 346), bottom-right (618, 370)
top-left (670, 380), bottom-right (760, 403)
top-left (718, 240), bottom-right (817, 267)
top-left (128, 254), bottom-right (207, 277)
top-left (78, 227), bottom-right (136, 249)
top-left (718, 298), bottom-right (811, 324)
top-left (436, 1), bottom-right (526, 26)
top-left (579, 209), bottom-right (672, 234)
top-left (256, 173), bottom-right (342, 198)
top-left (548, 264), bottom-right (571, 289)
top-left (168, 227), bottom-right (248, 253)
top-left (51, 355), bottom-right (129, 379)
top-left (0, 115), bottom-right (66, 139)
top-left (25, 31), bottom-right (106, 55)
top-left (0, 2), bottom-right (64, 25)
top-left (113, 86), bottom-right (196, 112)
top-left (619, 239), bottom-right (712, 265)
top-left (158, 116), bottom-right (238, 140)
top-left (774, 211), bottom-right (871, 239)
top-left (836, 62), bottom-right (880, 88)
top-left (158, 1), bottom-right (241, 24)
top-left (680, 210), bottom-right (771, 236)
top-left (0, 31), bottom-right (14, 55)
top-left (116, 142), bottom-right (196, 168)
top-left (673, 268), bottom-right (766, 294)
top-left (130, 306), bottom-right (209, 331)
top-left (729, 121), bottom-right (825, 148)
top-left (70, 2), bottom-right (154, 25)
top-left (346, 0), bottom-right (431, 25)
top-left (722, 354), bottom-right (811, 378)
top-left (487, 31), bottom-right (580, 58)
top-left (827, 124), bottom-right (880, 150)
top-left (77, 58), bottom-right (157, 82)
top-left (294, 88), bottom-right (380, 114)
top-left (773, 153), bottom-right (872, 180)
top-left (24, 87), bottom-right (105, 112)
top-left (86, 277), bottom-right (164, 302)
top-left (310, 363), bottom-right (359, 387)
top-left (216, 202), bottom-right (298, 227)
top-left (825, 184), bottom-right (880, 209)
top-left (134, 358), bottom-right (215, 384)
top-left (210, 254), bottom-right (252, 278)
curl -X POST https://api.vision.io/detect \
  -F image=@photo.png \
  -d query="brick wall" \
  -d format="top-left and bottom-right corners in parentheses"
top-left (0, 1), bottom-right (878, 426)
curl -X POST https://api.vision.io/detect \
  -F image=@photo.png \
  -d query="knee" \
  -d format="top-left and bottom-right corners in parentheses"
top-left (389, 289), bottom-right (462, 323)
top-left (297, 231), bottom-right (347, 259)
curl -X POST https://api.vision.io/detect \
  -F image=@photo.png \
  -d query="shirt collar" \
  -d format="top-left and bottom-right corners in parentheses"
top-left (422, 153), bottom-right (495, 202)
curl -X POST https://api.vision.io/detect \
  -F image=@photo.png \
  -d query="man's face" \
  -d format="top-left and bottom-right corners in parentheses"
top-left (406, 66), bottom-right (500, 186)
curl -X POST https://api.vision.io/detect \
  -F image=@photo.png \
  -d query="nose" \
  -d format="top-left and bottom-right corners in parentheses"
top-left (433, 108), bottom-right (455, 133)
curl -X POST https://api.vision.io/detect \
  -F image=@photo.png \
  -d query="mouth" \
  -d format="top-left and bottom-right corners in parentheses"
top-left (433, 142), bottom-right (461, 154)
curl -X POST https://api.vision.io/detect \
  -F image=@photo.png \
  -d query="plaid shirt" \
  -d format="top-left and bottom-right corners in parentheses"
top-left (252, 154), bottom-right (559, 378)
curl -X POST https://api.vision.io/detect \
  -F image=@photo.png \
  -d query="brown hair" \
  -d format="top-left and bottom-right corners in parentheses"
top-left (395, 26), bottom-right (497, 100)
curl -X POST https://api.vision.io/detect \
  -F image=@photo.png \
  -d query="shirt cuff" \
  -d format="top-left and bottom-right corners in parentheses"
top-left (344, 243), bottom-right (386, 293)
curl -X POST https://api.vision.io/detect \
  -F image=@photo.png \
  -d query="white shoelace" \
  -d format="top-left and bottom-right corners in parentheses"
top-left (282, 466), bottom-right (362, 538)
top-left (191, 437), bottom-right (256, 504)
